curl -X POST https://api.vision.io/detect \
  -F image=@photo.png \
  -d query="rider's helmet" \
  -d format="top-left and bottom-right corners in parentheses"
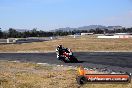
top-left (57, 45), bottom-right (62, 50)
top-left (65, 48), bottom-right (68, 50)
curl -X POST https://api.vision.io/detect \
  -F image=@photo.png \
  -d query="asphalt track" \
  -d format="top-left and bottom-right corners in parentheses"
top-left (0, 52), bottom-right (132, 73)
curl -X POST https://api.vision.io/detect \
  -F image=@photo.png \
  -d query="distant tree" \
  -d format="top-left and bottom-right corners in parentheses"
top-left (8, 28), bottom-right (19, 38)
top-left (122, 28), bottom-right (127, 33)
top-left (30, 28), bottom-right (37, 37)
top-left (0, 29), bottom-right (3, 38)
top-left (126, 28), bottom-right (132, 33)
top-left (23, 31), bottom-right (31, 37)
top-left (103, 29), bottom-right (109, 34)
top-left (38, 30), bottom-right (44, 37)
top-left (89, 29), bottom-right (95, 33)
top-left (95, 28), bottom-right (104, 34)
top-left (1, 31), bottom-right (8, 39)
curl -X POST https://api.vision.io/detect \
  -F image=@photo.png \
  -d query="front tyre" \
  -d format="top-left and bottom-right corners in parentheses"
top-left (69, 56), bottom-right (78, 62)
top-left (60, 57), bottom-right (68, 63)
top-left (73, 57), bottom-right (78, 62)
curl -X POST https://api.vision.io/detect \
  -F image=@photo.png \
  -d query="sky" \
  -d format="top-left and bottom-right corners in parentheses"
top-left (0, 0), bottom-right (132, 31)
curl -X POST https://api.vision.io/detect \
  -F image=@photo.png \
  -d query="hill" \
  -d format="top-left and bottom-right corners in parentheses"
top-left (51, 25), bottom-right (123, 32)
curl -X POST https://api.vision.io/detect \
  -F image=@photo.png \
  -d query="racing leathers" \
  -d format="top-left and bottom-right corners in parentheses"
top-left (56, 45), bottom-right (65, 60)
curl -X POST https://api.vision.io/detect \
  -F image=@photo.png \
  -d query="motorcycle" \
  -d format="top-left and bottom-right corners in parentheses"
top-left (56, 48), bottom-right (78, 63)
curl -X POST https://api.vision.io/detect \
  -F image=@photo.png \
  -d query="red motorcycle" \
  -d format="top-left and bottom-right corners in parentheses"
top-left (56, 48), bottom-right (78, 63)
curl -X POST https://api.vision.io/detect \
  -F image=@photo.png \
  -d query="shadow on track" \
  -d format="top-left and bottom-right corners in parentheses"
top-left (62, 60), bottom-right (86, 63)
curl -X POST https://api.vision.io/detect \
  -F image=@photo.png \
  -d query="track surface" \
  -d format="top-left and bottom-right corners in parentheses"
top-left (0, 52), bottom-right (132, 73)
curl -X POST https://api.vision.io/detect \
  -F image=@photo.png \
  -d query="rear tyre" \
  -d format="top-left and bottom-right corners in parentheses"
top-left (60, 57), bottom-right (68, 63)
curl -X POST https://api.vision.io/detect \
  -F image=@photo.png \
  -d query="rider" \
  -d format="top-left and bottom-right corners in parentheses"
top-left (56, 45), bottom-right (65, 60)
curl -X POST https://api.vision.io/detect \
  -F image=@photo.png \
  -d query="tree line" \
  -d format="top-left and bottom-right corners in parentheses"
top-left (0, 27), bottom-right (132, 39)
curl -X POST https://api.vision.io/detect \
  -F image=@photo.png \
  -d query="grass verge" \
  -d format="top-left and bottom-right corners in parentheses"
top-left (0, 36), bottom-right (132, 52)
top-left (0, 60), bottom-right (132, 88)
